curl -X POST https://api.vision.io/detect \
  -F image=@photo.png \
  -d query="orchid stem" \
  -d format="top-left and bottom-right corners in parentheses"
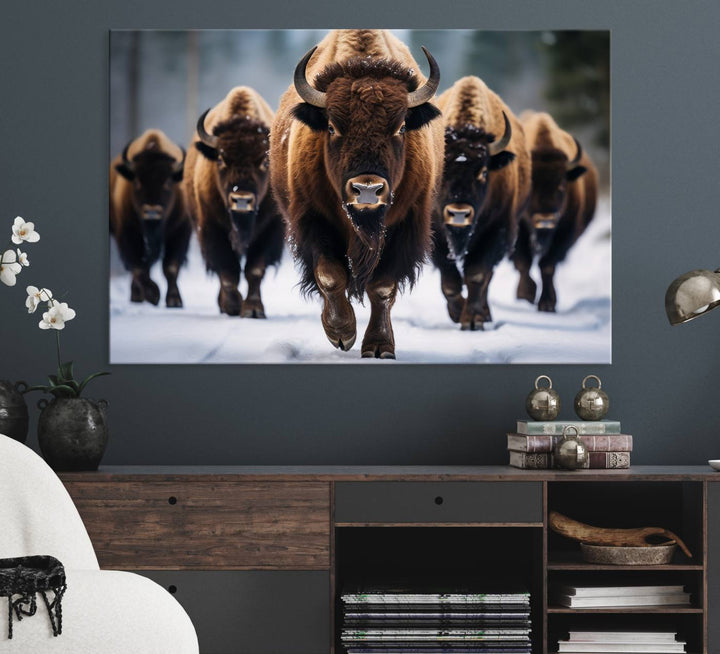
top-left (56, 330), bottom-right (62, 370)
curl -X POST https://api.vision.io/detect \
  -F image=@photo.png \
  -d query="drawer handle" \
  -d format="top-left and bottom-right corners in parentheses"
top-left (168, 496), bottom-right (178, 505)
top-left (168, 585), bottom-right (177, 594)
top-left (434, 496), bottom-right (444, 505)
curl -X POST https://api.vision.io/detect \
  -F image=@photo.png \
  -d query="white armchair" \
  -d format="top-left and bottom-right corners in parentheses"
top-left (0, 434), bottom-right (199, 653)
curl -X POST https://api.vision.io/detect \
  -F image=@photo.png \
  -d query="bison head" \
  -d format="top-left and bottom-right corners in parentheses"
top-left (291, 46), bottom-right (441, 253)
top-left (195, 111), bottom-right (270, 250)
top-left (528, 137), bottom-right (587, 253)
top-left (116, 142), bottom-right (184, 261)
top-left (116, 142), bottom-right (184, 221)
top-left (438, 116), bottom-right (515, 260)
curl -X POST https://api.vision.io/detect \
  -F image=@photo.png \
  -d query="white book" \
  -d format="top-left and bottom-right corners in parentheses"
top-left (558, 644), bottom-right (685, 653)
top-left (568, 631), bottom-right (679, 642)
top-left (557, 585), bottom-right (685, 597)
top-left (555, 593), bottom-right (690, 608)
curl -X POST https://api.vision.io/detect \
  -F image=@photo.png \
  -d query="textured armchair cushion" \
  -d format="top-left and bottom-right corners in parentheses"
top-left (0, 436), bottom-right (97, 569)
top-left (0, 569), bottom-right (198, 653)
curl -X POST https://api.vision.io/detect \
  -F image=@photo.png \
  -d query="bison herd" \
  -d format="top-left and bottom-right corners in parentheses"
top-left (110, 29), bottom-right (599, 360)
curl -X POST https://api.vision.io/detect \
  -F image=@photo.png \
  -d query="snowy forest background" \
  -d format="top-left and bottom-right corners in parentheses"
top-left (109, 30), bottom-right (610, 364)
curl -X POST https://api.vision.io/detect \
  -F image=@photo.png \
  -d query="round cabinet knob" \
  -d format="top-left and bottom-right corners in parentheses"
top-left (168, 496), bottom-right (178, 505)
top-left (574, 375), bottom-right (609, 421)
top-left (434, 496), bottom-right (444, 505)
top-left (526, 375), bottom-right (561, 421)
top-left (554, 426), bottom-right (589, 470)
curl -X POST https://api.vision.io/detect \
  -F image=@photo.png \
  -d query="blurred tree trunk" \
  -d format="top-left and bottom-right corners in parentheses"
top-left (128, 31), bottom-right (140, 139)
top-left (186, 31), bottom-right (199, 144)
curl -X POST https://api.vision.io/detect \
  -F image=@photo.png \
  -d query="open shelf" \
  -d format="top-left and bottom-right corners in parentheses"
top-left (548, 606), bottom-right (703, 614)
top-left (547, 550), bottom-right (702, 571)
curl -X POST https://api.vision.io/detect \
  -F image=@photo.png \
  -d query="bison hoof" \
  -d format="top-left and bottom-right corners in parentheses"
top-left (166, 291), bottom-right (183, 308)
top-left (326, 329), bottom-right (357, 352)
top-left (361, 342), bottom-right (396, 359)
top-left (461, 319), bottom-right (485, 331)
top-left (516, 278), bottom-right (537, 304)
top-left (241, 298), bottom-right (266, 319)
top-left (538, 300), bottom-right (557, 313)
top-left (460, 304), bottom-right (491, 331)
top-left (446, 296), bottom-right (464, 323)
top-left (143, 280), bottom-right (161, 306)
top-left (130, 282), bottom-right (144, 303)
top-left (218, 288), bottom-right (243, 316)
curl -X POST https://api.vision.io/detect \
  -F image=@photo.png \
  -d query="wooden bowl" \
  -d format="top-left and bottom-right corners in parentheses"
top-left (580, 542), bottom-right (677, 565)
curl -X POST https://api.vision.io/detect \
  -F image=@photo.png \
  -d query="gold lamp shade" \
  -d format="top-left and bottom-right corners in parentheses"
top-left (665, 269), bottom-right (720, 325)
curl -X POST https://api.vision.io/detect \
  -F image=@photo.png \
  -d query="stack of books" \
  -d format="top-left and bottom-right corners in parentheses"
top-left (507, 420), bottom-right (632, 469)
top-left (557, 630), bottom-right (687, 653)
top-left (340, 587), bottom-right (532, 653)
top-left (551, 584), bottom-right (691, 609)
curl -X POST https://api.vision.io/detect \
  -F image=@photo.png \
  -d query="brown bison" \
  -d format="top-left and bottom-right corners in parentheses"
top-left (271, 30), bottom-right (444, 359)
top-left (432, 76), bottom-right (531, 330)
top-left (110, 129), bottom-right (190, 307)
top-left (512, 111), bottom-right (598, 312)
top-left (183, 86), bottom-right (284, 317)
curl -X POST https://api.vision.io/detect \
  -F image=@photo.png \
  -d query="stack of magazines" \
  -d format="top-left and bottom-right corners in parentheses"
top-left (557, 631), bottom-right (686, 653)
top-left (340, 586), bottom-right (532, 653)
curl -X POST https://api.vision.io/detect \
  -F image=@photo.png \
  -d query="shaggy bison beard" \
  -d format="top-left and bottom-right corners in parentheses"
top-left (344, 204), bottom-right (387, 299)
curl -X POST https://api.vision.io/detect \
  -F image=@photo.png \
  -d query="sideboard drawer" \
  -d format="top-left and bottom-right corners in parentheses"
top-left (65, 481), bottom-right (330, 569)
top-left (334, 481), bottom-right (542, 524)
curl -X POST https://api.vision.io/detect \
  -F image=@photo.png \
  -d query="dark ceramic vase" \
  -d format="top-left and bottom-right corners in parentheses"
top-left (0, 380), bottom-right (29, 443)
top-left (37, 397), bottom-right (109, 471)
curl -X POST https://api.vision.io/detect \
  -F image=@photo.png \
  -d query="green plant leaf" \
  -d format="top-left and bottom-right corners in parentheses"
top-left (49, 384), bottom-right (78, 398)
top-left (48, 375), bottom-right (58, 387)
top-left (58, 361), bottom-right (74, 383)
top-left (25, 384), bottom-right (50, 393)
top-left (78, 371), bottom-right (110, 395)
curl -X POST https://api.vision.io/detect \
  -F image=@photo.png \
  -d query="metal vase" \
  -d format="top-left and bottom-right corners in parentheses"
top-left (0, 381), bottom-right (29, 443)
top-left (37, 397), bottom-right (109, 471)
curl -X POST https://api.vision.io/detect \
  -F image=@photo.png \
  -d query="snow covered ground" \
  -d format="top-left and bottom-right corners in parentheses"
top-left (110, 197), bottom-right (611, 364)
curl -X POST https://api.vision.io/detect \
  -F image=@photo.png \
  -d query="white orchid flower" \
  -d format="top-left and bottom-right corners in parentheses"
top-left (11, 216), bottom-right (40, 245)
top-left (16, 249), bottom-right (29, 266)
top-left (39, 301), bottom-right (76, 330)
top-left (0, 249), bottom-right (22, 286)
top-left (25, 286), bottom-right (53, 313)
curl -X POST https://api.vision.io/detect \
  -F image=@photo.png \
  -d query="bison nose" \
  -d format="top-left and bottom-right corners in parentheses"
top-left (229, 192), bottom-right (255, 213)
top-left (141, 205), bottom-right (164, 221)
top-left (532, 213), bottom-right (558, 230)
top-left (345, 175), bottom-right (390, 207)
top-left (443, 203), bottom-right (475, 227)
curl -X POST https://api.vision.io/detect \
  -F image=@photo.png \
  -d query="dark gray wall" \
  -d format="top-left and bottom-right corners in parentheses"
top-left (1, 0), bottom-right (719, 465)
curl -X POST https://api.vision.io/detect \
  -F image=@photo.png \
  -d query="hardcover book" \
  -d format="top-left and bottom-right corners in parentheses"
top-left (508, 451), bottom-right (631, 469)
top-left (516, 420), bottom-right (621, 435)
top-left (507, 433), bottom-right (632, 453)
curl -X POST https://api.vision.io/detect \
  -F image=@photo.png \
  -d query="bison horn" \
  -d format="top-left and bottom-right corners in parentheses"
top-left (172, 147), bottom-right (186, 175)
top-left (488, 112), bottom-right (512, 156)
top-left (294, 46), bottom-right (327, 108)
top-left (568, 136), bottom-right (583, 167)
top-left (121, 141), bottom-right (135, 172)
top-left (197, 109), bottom-right (219, 149)
top-left (407, 47), bottom-right (440, 108)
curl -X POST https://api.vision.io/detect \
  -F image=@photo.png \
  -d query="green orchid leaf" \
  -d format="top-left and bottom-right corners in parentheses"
top-left (59, 361), bottom-right (74, 383)
top-left (48, 375), bottom-right (58, 387)
top-left (25, 384), bottom-right (50, 393)
top-left (78, 371), bottom-right (110, 395)
top-left (49, 384), bottom-right (78, 398)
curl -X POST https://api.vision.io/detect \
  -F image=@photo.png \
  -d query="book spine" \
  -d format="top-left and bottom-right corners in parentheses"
top-left (517, 421), bottom-right (621, 435)
top-left (549, 452), bottom-right (630, 469)
top-left (509, 451), bottom-right (550, 469)
top-left (508, 434), bottom-right (633, 453)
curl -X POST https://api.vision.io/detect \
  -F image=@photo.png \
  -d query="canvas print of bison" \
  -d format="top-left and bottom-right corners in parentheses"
top-left (109, 29), bottom-right (610, 363)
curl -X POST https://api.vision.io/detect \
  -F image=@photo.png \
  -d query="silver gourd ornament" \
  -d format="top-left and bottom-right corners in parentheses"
top-left (554, 425), bottom-right (589, 470)
top-left (526, 375), bottom-right (561, 421)
top-left (574, 374), bottom-right (609, 421)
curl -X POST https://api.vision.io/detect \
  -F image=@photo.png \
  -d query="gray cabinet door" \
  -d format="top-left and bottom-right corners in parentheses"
top-left (137, 570), bottom-right (330, 654)
top-left (709, 483), bottom-right (720, 654)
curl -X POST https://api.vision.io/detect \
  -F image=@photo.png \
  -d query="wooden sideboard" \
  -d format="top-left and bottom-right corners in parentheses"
top-left (60, 466), bottom-right (720, 654)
